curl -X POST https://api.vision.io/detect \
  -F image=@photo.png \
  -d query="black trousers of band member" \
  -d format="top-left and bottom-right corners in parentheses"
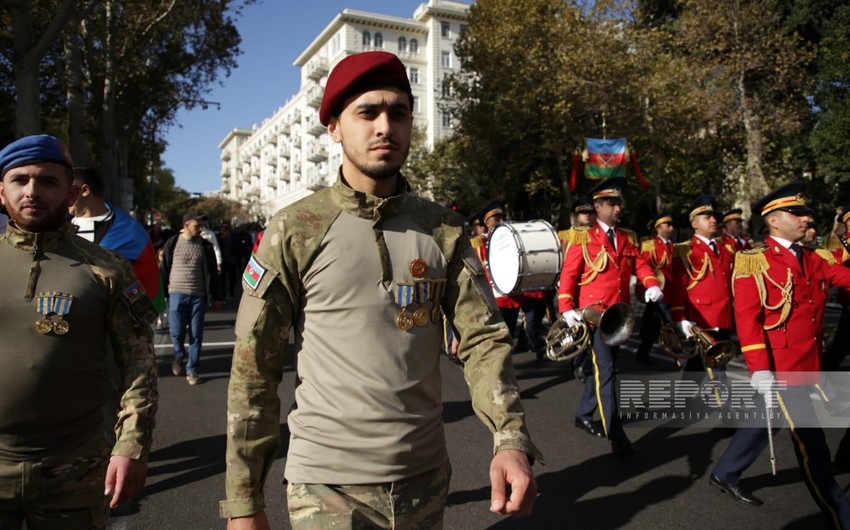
top-left (635, 302), bottom-right (672, 360)
top-left (713, 386), bottom-right (850, 529)
top-left (576, 328), bottom-right (626, 440)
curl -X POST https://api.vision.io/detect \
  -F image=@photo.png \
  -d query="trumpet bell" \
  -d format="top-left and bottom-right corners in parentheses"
top-left (583, 302), bottom-right (635, 347)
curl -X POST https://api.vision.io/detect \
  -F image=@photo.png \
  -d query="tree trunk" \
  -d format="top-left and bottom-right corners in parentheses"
top-left (64, 8), bottom-right (91, 167)
top-left (737, 69), bottom-right (770, 219)
top-left (100, 0), bottom-right (118, 202)
top-left (6, 0), bottom-right (78, 137)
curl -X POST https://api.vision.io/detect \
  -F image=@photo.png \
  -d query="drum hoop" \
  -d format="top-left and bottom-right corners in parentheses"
top-left (486, 220), bottom-right (564, 294)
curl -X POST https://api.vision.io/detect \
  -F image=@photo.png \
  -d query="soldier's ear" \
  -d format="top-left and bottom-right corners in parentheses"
top-left (327, 117), bottom-right (342, 144)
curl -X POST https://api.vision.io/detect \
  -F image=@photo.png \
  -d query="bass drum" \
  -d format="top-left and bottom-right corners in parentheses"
top-left (487, 220), bottom-right (563, 295)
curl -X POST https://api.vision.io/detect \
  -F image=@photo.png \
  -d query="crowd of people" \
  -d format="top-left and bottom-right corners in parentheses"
top-left (2, 49), bottom-right (850, 530)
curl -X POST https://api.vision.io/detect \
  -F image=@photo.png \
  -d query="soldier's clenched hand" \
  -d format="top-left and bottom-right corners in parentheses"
top-left (489, 449), bottom-right (537, 517)
top-left (104, 455), bottom-right (147, 508)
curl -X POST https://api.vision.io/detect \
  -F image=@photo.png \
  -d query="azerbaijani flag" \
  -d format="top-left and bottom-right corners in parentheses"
top-left (584, 138), bottom-right (628, 180)
top-left (100, 204), bottom-right (167, 313)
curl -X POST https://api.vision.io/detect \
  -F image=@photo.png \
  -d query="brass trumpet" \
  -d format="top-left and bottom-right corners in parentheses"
top-left (690, 327), bottom-right (737, 368)
top-left (545, 302), bottom-right (635, 362)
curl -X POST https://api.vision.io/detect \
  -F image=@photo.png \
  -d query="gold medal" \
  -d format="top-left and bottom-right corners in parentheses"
top-left (51, 316), bottom-right (70, 335)
top-left (409, 258), bottom-right (428, 278)
top-left (413, 305), bottom-right (430, 327)
top-left (34, 317), bottom-right (53, 334)
top-left (397, 308), bottom-right (414, 331)
top-left (431, 304), bottom-right (442, 323)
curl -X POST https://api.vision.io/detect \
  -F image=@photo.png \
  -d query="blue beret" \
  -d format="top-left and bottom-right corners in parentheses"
top-left (0, 135), bottom-right (73, 178)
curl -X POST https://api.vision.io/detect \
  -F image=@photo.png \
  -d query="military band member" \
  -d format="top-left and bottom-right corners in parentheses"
top-left (557, 177), bottom-right (662, 455)
top-left (560, 196), bottom-right (596, 381)
top-left (0, 135), bottom-right (158, 529)
top-left (710, 182), bottom-right (850, 529)
top-left (670, 196), bottom-right (734, 388)
top-left (721, 208), bottom-right (752, 252)
top-left (222, 52), bottom-right (540, 530)
top-left (635, 212), bottom-right (676, 364)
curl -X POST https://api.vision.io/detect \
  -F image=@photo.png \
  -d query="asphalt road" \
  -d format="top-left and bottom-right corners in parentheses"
top-left (106, 300), bottom-right (849, 530)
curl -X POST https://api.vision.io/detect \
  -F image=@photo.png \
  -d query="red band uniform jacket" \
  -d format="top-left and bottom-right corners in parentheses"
top-left (558, 222), bottom-right (659, 312)
top-left (670, 236), bottom-right (734, 329)
top-left (735, 237), bottom-right (850, 383)
top-left (638, 236), bottom-right (674, 301)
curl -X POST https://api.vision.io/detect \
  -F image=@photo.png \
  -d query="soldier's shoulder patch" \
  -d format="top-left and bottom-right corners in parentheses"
top-left (640, 239), bottom-right (655, 253)
top-left (243, 256), bottom-right (266, 291)
top-left (123, 280), bottom-right (146, 303)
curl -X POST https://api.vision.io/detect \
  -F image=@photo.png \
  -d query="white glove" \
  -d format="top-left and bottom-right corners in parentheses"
top-left (676, 320), bottom-right (695, 338)
top-left (644, 285), bottom-right (664, 303)
top-left (750, 370), bottom-right (776, 408)
top-left (562, 310), bottom-right (583, 328)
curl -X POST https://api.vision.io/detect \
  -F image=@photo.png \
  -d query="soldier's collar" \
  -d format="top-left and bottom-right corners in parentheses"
top-left (333, 170), bottom-right (410, 222)
top-left (4, 221), bottom-right (71, 252)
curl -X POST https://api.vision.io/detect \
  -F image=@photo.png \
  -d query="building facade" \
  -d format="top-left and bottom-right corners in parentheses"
top-left (218, 1), bottom-right (470, 222)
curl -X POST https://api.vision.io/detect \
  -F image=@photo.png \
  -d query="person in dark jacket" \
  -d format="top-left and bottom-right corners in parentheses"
top-left (160, 211), bottom-right (223, 385)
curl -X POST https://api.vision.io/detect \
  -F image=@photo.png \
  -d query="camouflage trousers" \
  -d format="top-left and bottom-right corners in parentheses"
top-left (0, 435), bottom-right (111, 530)
top-left (287, 459), bottom-right (451, 530)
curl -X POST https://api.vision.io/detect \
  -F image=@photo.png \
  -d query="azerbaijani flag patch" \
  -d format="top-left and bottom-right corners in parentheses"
top-left (243, 256), bottom-right (266, 290)
top-left (123, 280), bottom-right (145, 303)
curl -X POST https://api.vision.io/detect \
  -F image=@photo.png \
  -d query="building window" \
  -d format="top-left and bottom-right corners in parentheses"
top-left (374, 32), bottom-right (383, 48)
top-left (442, 112), bottom-right (453, 128)
top-left (412, 96), bottom-right (420, 113)
top-left (441, 50), bottom-right (452, 68)
top-left (333, 33), bottom-right (340, 53)
top-left (398, 36), bottom-right (407, 53)
top-left (460, 25), bottom-right (468, 37)
top-left (409, 67), bottom-right (419, 84)
top-left (362, 31), bottom-right (371, 47)
top-left (410, 38), bottom-right (419, 54)
top-left (441, 75), bottom-right (452, 97)
top-left (441, 21), bottom-right (450, 38)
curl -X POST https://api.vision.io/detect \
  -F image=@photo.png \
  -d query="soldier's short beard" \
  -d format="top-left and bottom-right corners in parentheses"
top-left (7, 203), bottom-right (68, 232)
top-left (343, 144), bottom-right (410, 181)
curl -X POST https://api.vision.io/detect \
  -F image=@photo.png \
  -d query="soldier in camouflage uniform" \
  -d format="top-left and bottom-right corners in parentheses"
top-left (0, 135), bottom-right (158, 529)
top-left (222, 52), bottom-right (541, 530)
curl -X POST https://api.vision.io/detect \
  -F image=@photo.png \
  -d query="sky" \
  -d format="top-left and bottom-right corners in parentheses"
top-left (162, 1), bottom-right (441, 195)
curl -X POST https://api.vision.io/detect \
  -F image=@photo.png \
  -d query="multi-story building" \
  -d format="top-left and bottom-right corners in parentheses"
top-left (219, 0), bottom-right (470, 222)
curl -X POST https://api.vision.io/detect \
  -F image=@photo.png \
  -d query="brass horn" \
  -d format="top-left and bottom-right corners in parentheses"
top-left (690, 327), bottom-right (737, 368)
top-left (544, 302), bottom-right (635, 362)
top-left (582, 302), bottom-right (635, 347)
top-left (659, 323), bottom-right (700, 360)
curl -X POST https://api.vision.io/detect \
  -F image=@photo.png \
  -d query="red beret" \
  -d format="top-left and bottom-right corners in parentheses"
top-left (319, 51), bottom-right (413, 126)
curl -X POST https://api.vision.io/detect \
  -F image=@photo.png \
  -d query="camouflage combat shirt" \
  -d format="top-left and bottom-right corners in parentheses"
top-left (0, 222), bottom-right (158, 461)
top-left (221, 174), bottom-right (541, 518)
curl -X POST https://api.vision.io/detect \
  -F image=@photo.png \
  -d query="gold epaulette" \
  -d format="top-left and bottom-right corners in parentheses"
top-left (815, 248), bottom-right (837, 265)
top-left (469, 236), bottom-right (483, 251)
top-left (733, 245), bottom-right (770, 277)
top-left (672, 242), bottom-right (691, 260)
top-left (825, 234), bottom-right (842, 251)
top-left (621, 228), bottom-right (638, 247)
top-left (640, 239), bottom-right (655, 253)
top-left (565, 225), bottom-right (590, 246)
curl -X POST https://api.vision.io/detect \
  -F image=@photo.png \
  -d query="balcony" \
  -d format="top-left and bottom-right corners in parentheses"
top-left (306, 57), bottom-right (329, 81)
top-left (279, 144), bottom-right (291, 158)
top-left (305, 114), bottom-right (325, 136)
top-left (307, 145), bottom-right (327, 163)
top-left (306, 85), bottom-right (323, 109)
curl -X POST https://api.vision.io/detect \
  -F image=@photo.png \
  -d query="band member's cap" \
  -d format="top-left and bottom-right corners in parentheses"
top-left (688, 194), bottom-right (718, 222)
top-left (588, 176), bottom-right (626, 201)
top-left (722, 208), bottom-right (744, 223)
top-left (571, 195), bottom-right (594, 214)
top-left (319, 51), bottom-right (414, 126)
top-left (647, 211), bottom-right (674, 231)
top-left (482, 200), bottom-right (506, 223)
top-left (753, 181), bottom-right (814, 217)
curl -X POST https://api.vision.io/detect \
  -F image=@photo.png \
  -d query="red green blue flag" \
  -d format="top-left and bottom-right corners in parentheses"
top-left (584, 138), bottom-right (628, 179)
